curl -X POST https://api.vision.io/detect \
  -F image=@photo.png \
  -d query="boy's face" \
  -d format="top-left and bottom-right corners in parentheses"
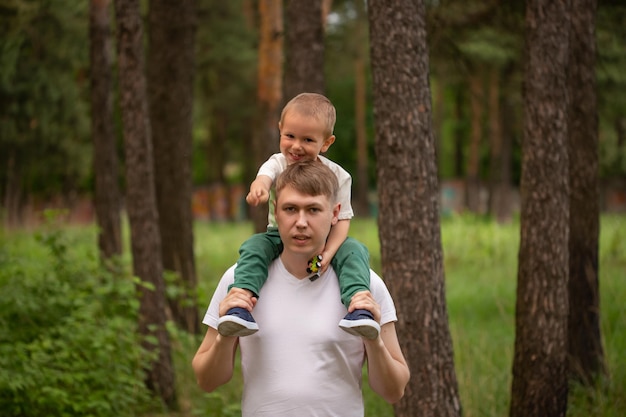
top-left (278, 111), bottom-right (335, 165)
top-left (275, 184), bottom-right (339, 259)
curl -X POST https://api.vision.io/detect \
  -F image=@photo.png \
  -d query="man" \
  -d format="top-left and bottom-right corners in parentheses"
top-left (192, 160), bottom-right (410, 417)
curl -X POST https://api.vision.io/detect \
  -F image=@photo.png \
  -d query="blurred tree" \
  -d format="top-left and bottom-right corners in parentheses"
top-left (567, 0), bottom-right (605, 385)
top-left (510, 1), bottom-right (570, 416)
top-left (148, 0), bottom-right (199, 334)
top-left (284, 0), bottom-right (325, 99)
top-left (90, 0), bottom-right (122, 261)
top-left (0, 0), bottom-right (91, 226)
top-left (113, 0), bottom-right (176, 407)
top-left (251, 0), bottom-right (282, 233)
top-left (368, 0), bottom-right (461, 416)
top-left (194, 0), bottom-right (257, 220)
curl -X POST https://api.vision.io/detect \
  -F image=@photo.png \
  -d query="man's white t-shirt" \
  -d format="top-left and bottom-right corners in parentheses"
top-left (203, 260), bottom-right (397, 417)
top-left (257, 153), bottom-right (354, 227)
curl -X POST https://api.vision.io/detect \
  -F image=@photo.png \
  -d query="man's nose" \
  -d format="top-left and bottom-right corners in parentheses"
top-left (295, 211), bottom-right (308, 227)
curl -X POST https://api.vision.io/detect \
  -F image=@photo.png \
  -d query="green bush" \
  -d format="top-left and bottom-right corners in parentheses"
top-left (0, 223), bottom-right (152, 417)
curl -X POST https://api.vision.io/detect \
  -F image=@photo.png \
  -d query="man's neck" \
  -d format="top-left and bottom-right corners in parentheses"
top-left (280, 251), bottom-right (318, 280)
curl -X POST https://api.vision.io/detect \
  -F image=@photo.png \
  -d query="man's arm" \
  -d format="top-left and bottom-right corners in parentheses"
top-left (192, 287), bottom-right (256, 392)
top-left (319, 218), bottom-right (350, 272)
top-left (192, 328), bottom-right (238, 392)
top-left (364, 322), bottom-right (410, 403)
top-left (349, 290), bottom-right (410, 403)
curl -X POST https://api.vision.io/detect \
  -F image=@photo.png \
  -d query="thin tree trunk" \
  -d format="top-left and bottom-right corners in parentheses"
top-left (487, 67), bottom-right (512, 223)
top-left (368, 0), bottom-right (461, 416)
top-left (567, 0), bottom-right (605, 385)
top-left (114, 0), bottom-right (176, 407)
top-left (353, 0), bottom-right (369, 216)
top-left (252, 0), bottom-right (283, 233)
top-left (90, 0), bottom-right (122, 261)
top-left (466, 70), bottom-right (484, 213)
top-left (148, 0), bottom-right (199, 334)
top-left (284, 0), bottom-right (325, 100)
top-left (510, 1), bottom-right (571, 416)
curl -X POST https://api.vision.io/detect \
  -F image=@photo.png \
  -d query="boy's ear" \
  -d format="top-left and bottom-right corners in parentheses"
top-left (321, 135), bottom-right (335, 153)
top-left (331, 202), bottom-right (341, 225)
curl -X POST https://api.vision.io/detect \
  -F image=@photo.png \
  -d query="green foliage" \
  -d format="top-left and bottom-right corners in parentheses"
top-left (0, 0), bottom-right (92, 198)
top-left (0, 219), bottom-right (153, 416)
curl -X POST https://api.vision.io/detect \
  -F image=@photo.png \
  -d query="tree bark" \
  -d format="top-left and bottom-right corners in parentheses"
top-left (114, 0), bottom-right (176, 407)
top-left (466, 70), bottom-right (484, 213)
top-left (368, 1), bottom-right (461, 416)
top-left (252, 0), bottom-right (283, 233)
top-left (148, 0), bottom-right (199, 334)
top-left (90, 0), bottom-right (122, 262)
top-left (283, 0), bottom-right (325, 100)
top-left (567, 0), bottom-right (605, 385)
top-left (353, 0), bottom-right (369, 216)
top-left (510, 1), bottom-right (571, 416)
top-left (487, 67), bottom-right (512, 223)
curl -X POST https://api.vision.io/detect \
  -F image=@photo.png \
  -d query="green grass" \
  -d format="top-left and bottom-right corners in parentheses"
top-left (2, 214), bottom-right (624, 416)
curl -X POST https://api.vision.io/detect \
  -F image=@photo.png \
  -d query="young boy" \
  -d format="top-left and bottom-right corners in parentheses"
top-left (218, 92), bottom-right (379, 339)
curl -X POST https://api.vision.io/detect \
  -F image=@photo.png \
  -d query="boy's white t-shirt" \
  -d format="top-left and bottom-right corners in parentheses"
top-left (257, 153), bottom-right (354, 227)
top-left (203, 260), bottom-right (397, 417)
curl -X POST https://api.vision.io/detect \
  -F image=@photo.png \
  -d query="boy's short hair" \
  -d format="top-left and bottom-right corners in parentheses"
top-left (280, 93), bottom-right (336, 138)
top-left (276, 160), bottom-right (338, 204)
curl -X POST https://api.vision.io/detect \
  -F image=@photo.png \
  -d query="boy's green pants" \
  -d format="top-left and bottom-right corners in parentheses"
top-left (231, 228), bottom-right (371, 308)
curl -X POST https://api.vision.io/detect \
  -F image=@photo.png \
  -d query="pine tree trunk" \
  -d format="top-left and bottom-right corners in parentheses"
top-left (567, 0), bottom-right (605, 385)
top-left (252, 0), bottom-right (283, 233)
top-left (284, 0), bottom-right (325, 99)
top-left (148, 0), bottom-right (199, 334)
top-left (114, 0), bottom-right (176, 407)
top-left (466, 70), bottom-right (484, 213)
top-left (353, 0), bottom-right (370, 216)
top-left (510, 1), bottom-right (571, 416)
top-left (90, 0), bottom-right (122, 261)
top-left (368, 1), bottom-right (461, 416)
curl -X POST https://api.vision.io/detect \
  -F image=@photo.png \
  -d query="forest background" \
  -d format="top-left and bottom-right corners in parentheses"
top-left (1, 0), bottom-right (625, 224)
top-left (1, 1), bottom-right (626, 417)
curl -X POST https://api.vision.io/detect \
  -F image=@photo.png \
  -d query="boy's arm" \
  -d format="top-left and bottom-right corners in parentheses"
top-left (320, 218), bottom-right (350, 272)
top-left (246, 175), bottom-right (273, 206)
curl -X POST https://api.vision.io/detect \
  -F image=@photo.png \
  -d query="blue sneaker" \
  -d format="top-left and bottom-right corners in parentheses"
top-left (339, 309), bottom-right (380, 340)
top-left (217, 307), bottom-right (259, 337)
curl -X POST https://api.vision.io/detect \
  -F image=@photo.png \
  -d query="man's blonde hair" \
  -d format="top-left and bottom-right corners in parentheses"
top-left (276, 160), bottom-right (338, 204)
top-left (280, 93), bottom-right (336, 138)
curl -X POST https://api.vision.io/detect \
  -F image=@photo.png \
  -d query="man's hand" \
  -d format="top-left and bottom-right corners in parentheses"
top-left (219, 288), bottom-right (257, 317)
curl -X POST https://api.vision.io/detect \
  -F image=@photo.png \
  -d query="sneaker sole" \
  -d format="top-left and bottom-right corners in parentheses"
top-left (217, 317), bottom-right (259, 337)
top-left (338, 319), bottom-right (381, 340)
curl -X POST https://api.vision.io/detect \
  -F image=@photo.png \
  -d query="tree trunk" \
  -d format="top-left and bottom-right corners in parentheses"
top-left (90, 0), bottom-right (122, 262)
top-left (567, 0), bottom-right (605, 385)
top-left (148, 0), bottom-right (199, 334)
top-left (466, 70), bottom-right (484, 213)
top-left (252, 0), bottom-right (283, 233)
top-left (353, 0), bottom-right (369, 216)
top-left (368, 1), bottom-right (462, 416)
top-left (114, 0), bottom-right (176, 407)
top-left (283, 0), bottom-right (325, 100)
top-left (510, 1), bottom-right (570, 416)
top-left (487, 67), bottom-right (512, 223)
top-left (453, 86), bottom-right (465, 178)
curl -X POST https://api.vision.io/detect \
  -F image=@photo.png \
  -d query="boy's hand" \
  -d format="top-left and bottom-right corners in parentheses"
top-left (246, 176), bottom-right (272, 206)
top-left (318, 247), bottom-right (337, 273)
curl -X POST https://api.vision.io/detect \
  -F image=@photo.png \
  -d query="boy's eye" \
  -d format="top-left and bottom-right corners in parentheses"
top-left (305, 138), bottom-right (315, 143)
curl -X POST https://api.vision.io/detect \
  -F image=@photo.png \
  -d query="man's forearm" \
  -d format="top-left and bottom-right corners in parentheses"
top-left (192, 330), bottom-right (238, 393)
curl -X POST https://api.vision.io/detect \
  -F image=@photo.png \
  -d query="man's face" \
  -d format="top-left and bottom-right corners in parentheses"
top-left (275, 185), bottom-right (339, 258)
